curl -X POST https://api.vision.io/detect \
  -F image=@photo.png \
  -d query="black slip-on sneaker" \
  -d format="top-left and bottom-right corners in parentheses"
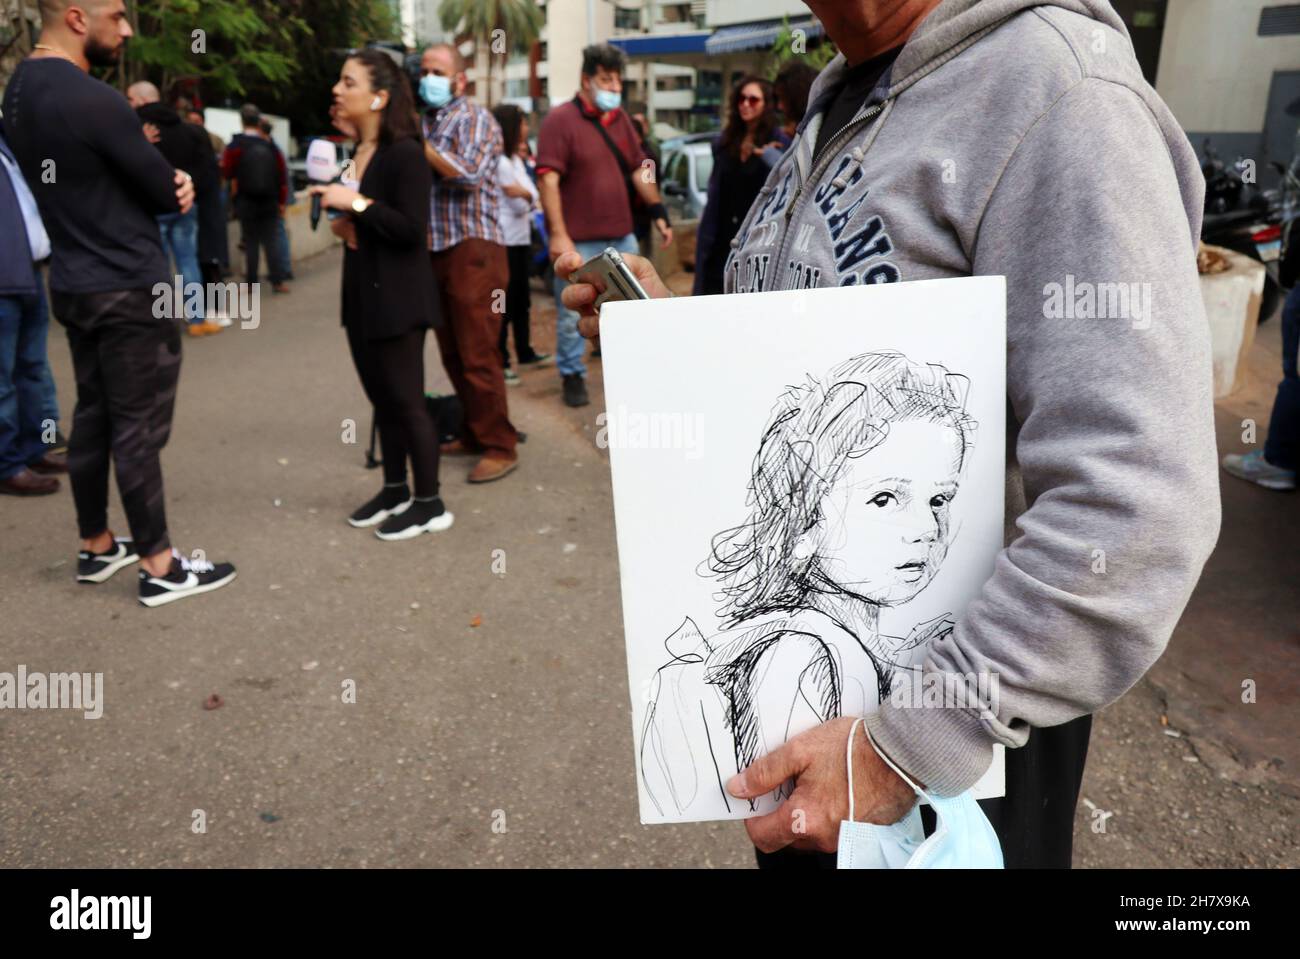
top-left (77, 538), bottom-right (140, 584)
top-left (348, 484), bottom-right (411, 528)
top-left (374, 497), bottom-right (454, 542)
top-left (138, 551), bottom-right (237, 608)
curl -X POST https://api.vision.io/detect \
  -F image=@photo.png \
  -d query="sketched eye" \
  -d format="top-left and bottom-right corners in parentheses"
top-left (930, 493), bottom-right (951, 509)
top-left (868, 492), bottom-right (896, 508)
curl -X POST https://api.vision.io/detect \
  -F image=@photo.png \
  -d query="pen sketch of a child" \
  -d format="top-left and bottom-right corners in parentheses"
top-left (639, 350), bottom-right (978, 818)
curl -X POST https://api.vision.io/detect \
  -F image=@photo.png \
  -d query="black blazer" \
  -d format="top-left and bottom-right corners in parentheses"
top-left (341, 136), bottom-right (440, 339)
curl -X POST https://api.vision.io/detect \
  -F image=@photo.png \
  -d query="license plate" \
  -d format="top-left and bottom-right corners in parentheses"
top-left (1257, 240), bottom-right (1281, 262)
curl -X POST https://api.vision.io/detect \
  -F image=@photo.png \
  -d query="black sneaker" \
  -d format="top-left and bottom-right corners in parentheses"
top-left (519, 352), bottom-right (553, 368)
top-left (375, 496), bottom-right (454, 541)
top-left (77, 537), bottom-right (139, 583)
top-left (562, 373), bottom-right (590, 408)
top-left (347, 483), bottom-right (411, 528)
top-left (138, 550), bottom-right (237, 608)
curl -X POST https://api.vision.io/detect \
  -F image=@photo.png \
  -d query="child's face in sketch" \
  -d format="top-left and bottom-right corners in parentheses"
top-left (815, 419), bottom-right (963, 605)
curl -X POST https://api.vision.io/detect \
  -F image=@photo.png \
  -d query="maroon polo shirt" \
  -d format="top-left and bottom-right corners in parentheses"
top-left (536, 96), bottom-right (647, 242)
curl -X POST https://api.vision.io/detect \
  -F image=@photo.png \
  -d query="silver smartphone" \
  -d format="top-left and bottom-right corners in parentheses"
top-left (569, 247), bottom-right (648, 310)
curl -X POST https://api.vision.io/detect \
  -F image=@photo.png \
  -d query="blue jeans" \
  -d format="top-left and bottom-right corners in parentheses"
top-left (275, 214), bottom-right (293, 279)
top-left (552, 233), bottom-right (637, 378)
top-left (1264, 284), bottom-right (1300, 470)
top-left (157, 208), bottom-right (204, 322)
top-left (0, 283), bottom-right (60, 480)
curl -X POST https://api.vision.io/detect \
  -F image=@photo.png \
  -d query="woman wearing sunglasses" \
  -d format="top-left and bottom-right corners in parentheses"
top-left (693, 76), bottom-right (789, 296)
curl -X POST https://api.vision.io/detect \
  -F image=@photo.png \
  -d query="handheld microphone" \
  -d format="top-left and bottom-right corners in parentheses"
top-left (307, 138), bottom-right (340, 231)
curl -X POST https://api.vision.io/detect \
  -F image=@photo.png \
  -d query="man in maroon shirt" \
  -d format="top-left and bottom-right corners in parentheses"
top-left (536, 44), bottom-right (672, 408)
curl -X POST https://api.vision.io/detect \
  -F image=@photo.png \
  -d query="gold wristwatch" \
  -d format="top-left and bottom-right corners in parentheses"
top-left (351, 196), bottom-right (373, 215)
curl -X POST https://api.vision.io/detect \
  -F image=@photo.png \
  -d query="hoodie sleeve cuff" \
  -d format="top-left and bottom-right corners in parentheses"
top-left (863, 700), bottom-right (994, 797)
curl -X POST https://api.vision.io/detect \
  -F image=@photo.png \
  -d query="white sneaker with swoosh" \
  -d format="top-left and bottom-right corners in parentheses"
top-left (138, 549), bottom-right (237, 608)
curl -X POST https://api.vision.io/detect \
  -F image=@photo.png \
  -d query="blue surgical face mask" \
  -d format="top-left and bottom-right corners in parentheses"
top-left (420, 73), bottom-right (452, 108)
top-left (837, 719), bottom-right (1004, 869)
top-left (593, 86), bottom-right (622, 113)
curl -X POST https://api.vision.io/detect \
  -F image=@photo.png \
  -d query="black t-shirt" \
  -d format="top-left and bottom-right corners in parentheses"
top-left (813, 46), bottom-right (903, 164)
top-left (1, 58), bottom-right (178, 294)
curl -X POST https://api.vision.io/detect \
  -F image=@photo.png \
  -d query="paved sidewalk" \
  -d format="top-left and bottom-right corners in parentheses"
top-left (0, 251), bottom-right (1293, 867)
top-left (0, 252), bottom-right (751, 867)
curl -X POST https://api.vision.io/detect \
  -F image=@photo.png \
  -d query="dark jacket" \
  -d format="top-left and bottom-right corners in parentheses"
top-left (342, 136), bottom-right (440, 340)
top-left (136, 102), bottom-right (214, 191)
top-left (693, 129), bottom-right (792, 296)
top-left (0, 129), bottom-right (41, 296)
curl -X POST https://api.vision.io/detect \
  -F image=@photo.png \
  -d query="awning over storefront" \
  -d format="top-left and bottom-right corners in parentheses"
top-left (705, 17), bottom-right (823, 55)
top-left (608, 31), bottom-right (711, 58)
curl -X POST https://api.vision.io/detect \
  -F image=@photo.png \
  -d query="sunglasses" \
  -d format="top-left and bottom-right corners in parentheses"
top-left (737, 94), bottom-right (764, 106)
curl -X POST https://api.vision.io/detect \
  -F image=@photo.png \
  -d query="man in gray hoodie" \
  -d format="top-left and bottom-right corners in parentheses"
top-left (561, 0), bottom-right (1219, 868)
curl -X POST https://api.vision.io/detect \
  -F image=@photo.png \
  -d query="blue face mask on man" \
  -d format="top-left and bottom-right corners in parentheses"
top-left (591, 86), bottom-right (622, 113)
top-left (420, 73), bottom-right (452, 108)
top-left (837, 718), bottom-right (1004, 869)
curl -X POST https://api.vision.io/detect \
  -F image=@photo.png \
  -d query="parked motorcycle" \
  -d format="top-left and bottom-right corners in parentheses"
top-left (1200, 139), bottom-right (1298, 322)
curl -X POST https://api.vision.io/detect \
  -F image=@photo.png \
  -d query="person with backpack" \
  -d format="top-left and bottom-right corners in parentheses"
top-left (221, 104), bottom-right (290, 294)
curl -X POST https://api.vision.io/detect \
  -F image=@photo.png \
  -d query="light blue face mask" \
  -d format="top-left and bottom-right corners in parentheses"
top-left (420, 73), bottom-right (452, 108)
top-left (837, 718), bottom-right (1004, 869)
top-left (592, 87), bottom-right (622, 113)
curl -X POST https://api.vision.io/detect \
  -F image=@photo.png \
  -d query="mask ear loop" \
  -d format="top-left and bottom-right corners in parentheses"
top-left (848, 718), bottom-right (930, 824)
top-left (864, 722), bottom-right (930, 804)
top-left (845, 717), bottom-right (865, 823)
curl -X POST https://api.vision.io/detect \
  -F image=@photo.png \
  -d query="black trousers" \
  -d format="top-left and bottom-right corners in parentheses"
top-left (498, 244), bottom-right (535, 367)
top-left (51, 289), bottom-right (181, 558)
top-left (239, 214), bottom-right (286, 285)
top-left (346, 324), bottom-right (440, 499)
top-left (756, 715), bottom-right (1092, 870)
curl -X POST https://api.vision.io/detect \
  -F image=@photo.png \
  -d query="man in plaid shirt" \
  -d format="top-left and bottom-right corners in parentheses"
top-left (421, 43), bottom-right (518, 484)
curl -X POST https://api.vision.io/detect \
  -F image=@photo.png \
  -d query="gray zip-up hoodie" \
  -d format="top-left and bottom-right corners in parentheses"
top-left (727, 0), bottom-right (1220, 795)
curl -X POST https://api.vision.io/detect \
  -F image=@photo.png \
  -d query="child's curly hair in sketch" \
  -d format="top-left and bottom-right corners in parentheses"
top-left (642, 351), bottom-right (979, 817)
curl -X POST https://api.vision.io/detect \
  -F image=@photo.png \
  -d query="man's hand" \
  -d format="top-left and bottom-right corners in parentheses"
top-left (143, 122), bottom-right (161, 145)
top-left (330, 215), bottom-right (358, 250)
top-left (555, 250), bottom-right (671, 339)
top-left (655, 217), bottom-right (673, 248)
top-left (548, 230), bottom-right (576, 265)
top-left (727, 716), bottom-right (918, 854)
top-left (174, 170), bottom-right (195, 215)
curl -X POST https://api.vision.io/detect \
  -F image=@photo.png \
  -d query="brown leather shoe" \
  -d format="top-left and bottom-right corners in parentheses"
top-left (468, 455), bottom-right (518, 484)
top-left (28, 451), bottom-right (68, 475)
top-left (440, 439), bottom-right (482, 457)
top-left (272, 283), bottom-right (291, 294)
top-left (0, 467), bottom-right (60, 496)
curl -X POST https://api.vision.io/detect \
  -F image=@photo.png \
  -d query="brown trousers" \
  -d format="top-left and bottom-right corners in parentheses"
top-left (429, 239), bottom-right (516, 458)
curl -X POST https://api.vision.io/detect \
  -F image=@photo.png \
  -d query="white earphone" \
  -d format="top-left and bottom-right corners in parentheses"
top-left (370, 95), bottom-right (383, 111)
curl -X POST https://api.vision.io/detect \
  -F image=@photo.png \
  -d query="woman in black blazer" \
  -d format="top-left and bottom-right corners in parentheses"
top-left (312, 49), bottom-right (451, 541)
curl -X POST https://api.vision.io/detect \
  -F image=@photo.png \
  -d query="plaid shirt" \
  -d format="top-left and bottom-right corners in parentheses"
top-left (423, 97), bottom-right (505, 251)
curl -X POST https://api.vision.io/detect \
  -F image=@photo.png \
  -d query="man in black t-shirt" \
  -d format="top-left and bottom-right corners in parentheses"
top-left (1, 0), bottom-right (237, 607)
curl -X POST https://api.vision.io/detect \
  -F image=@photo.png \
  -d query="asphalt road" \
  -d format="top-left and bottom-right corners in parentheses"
top-left (1, 249), bottom-right (1294, 868)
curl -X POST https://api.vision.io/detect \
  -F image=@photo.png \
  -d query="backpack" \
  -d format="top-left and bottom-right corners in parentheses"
top-left (236, 137), bottom-right (279, 200)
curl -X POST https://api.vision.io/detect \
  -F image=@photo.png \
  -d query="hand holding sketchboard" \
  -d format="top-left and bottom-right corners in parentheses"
top-left (600, 277), bottom-right (1007, 824)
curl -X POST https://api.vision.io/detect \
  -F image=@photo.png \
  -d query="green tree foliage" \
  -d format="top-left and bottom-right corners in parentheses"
top-left (124, 0), bottom-right (399, 136)
top-left (768, 16), bottom-right (837, 78)
top-left (438, 0), bottom-right (542, 105)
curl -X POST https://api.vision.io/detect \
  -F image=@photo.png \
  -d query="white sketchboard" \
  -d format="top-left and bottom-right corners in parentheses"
top-left (601, 276), bottom-right (1008, 825)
